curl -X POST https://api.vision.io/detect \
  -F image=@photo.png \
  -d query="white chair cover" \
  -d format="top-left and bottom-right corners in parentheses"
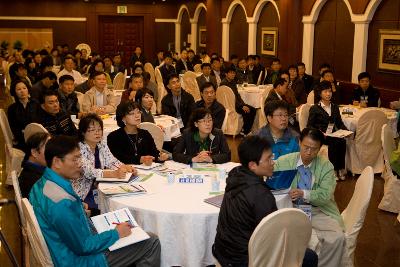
top-left (139, 122), bottom-right (164, 151)
top-left (155, 67), bottom-right (167, 114)
top-left (21, 198), bottom-right (54, 267)
top-left (193, 64), bottom-right (202, 74)
top-left (0, 108), bottom-right (14, 146)
top-left (346, 110), bottom-right (388, 174)
top-left (299, 103), bottom-right (312, 131)
top-left (248, 208), bottom-right (311, 267)
top-left (306, 90), bottom-right (314, 105)
top-left (378, 124), bottom-right (400, 213)
top-left (182, 71), bottom-right (201, 102)
top-left (24, 123), bottom-right (48, 142)
top-left (251, 87), bottom-right (270, 132)
top-left (76, 91), bottom-right (84, 112)
top-left (341, 166), bottom-right (374, 267)
top-left (144, 62), bottom-right (156, 83)
top-left (216, 86), bottom-right (243, 136)
top-left (112, 72), bottom-right (125, 91)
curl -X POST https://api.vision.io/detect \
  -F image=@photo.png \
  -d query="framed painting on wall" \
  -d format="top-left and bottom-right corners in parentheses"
top-left (261, 27), bottom-right (278, 56)
top-left (378, 29), bottom-right (400, 72)
top-left (199, 27), bottom-right (206, 47)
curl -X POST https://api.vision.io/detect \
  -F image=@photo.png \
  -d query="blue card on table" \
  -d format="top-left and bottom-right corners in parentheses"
top-left (266, 170), bottom-right (297, 190)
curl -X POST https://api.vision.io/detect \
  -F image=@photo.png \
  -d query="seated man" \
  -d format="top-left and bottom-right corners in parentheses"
top-left (213, 135), bottom-right (317, 267)
top-left (57, 75), bottom-right (80, 117)
top-left (37, 90), bottom-right (77, 136)
top-left (265, 78), bottom-right (296, 116)
top-left (196, 63), bottom-right (218, 90)
top-left (274, 128), bottom-right (345, 267)
top-left (352, 71), bottom-right (380, 107)
top-left (257, 100), bottom-right (299, 159)
top-left (57, 56), bottom-right (85, 86)
top-left (297, 62), bottom-right (314, 94)
top-left (161, 73), bottom-right (196, 129)
top-left (210, 57), bottom-right (225, 86)
top-left (220, 66), bottom-right (256, 135)
top-left (121, 73), bottom-right (144, 103)
top-left (263, 57), bottom-right (281, 85)
top-left (30, 71), bottom-right (57, 101)
top-left (29, 135), bottom-right (161, 267)
top-left (235, 57), bottom-right (251, 84)
top-left (196, 82), bottom-right (226, 129)
top-left (82, 71), bottom-right (117, 114)
top-left (175, 49), bottom-right (193, 74)
top-left (159, 52), bottom-right (176, 87)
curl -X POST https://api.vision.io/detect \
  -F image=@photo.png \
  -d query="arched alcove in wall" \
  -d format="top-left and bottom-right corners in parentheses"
top-left (180, 9), bottom-right (191, 51)
top-left (197, 8), bottom-right (207, 51)
top-left (229, 5), bottom-right (248, 59)
top-left (256, 2), bottom-right (279, 65)
top-left (312, 0), bottom-right (354, 81)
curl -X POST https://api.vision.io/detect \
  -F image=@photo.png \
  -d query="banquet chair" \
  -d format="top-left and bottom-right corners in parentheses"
top-left (112, 72), bottom-right (125, 91)
top-left (346, 110), bottom-right (387, 174)
top-left (251, 87), bottom-right (271, 132)
top-left (139, 122), bottom-right (164, 151)
top-left (248, 208), bottom-right (311, 267)
top-left (24, 123), bottom-right (48, 142)
top-left (0, 109), bottom-right (25, 185)
top-left (155, 67), bottom-right (168, 114)
top-left (378, 124), bottom-right (400, 213)
top-left (193, 64), bottom-right (202, 74)
top-left (12, 171), bottom-right (31, 267)
top-left (298, 103), bottom-right (312, 131)
top-left (341, 166), bottom-right (374, 267)
top-left (216, 86), bottom-right (243, 136)
top-left (182, 71), bottom-right (201, 101)
top-left (144, 63), bottom-right (156, 83)
top-left (306, 90), bottom-right (314, 105)
top-left (21, 198), bottom-right (54, 267)
top-left (76, 91), bottom-right (84, 112)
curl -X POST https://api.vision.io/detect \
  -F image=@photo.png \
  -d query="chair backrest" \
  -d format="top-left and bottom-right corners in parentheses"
top-left (193, 64), bottom-right (202, 73)
top-left (144, 63), bottom-right (156, 83)
top-left (139, 122), bottom-right (164, 151)
top-left (24, 123), bottom-right (49, 142)
top-left (381, 123), bottom-right (396, 178)
top-left (182, 71), bottom-right (201, 101)
top-left (216, 86), bottom-right (236, 112)
top-left (299, 104), bottom-right (312, 131)
top-left (248, 208), bottom-right (312, 267)
top-left (306, 90), bottom-right (314, 105)
top-left (155, 68), bottom-right (167, 114)
top-left (112, 72), bottom-right (125, 91)
top-left (354, 110), bottom-right (388, 168)
top-left (76, 91), bottom-right (84, 112)
top-left (21, 198), bottom-right (54, 267)
top-left (341, 166), bottom-right (374, 262)
top-left (0, 108), bottom-right (14, 146)
top-left (12, 170), bottom-right (25, 225)
top-left (216, 85), bottom-right (243, 135)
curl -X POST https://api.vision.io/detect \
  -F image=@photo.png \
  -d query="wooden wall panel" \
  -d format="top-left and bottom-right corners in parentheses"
top-left (256, 3), bottom-right (279, 66)
top-left (181, 10), bottom-right (192, 50)
top-left (198, 9), bottom-right (207, 51)
top-left (155, 22), bottom-right (175, 53)
top-left (229, 5), bottom-right (248, 59)
top-left (206, 0), bottom-right (222, 55)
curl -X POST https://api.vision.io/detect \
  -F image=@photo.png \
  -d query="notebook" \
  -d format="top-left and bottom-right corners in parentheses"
top-left (101, 184), bottom-right (147, 196)
top-left (204, 194), bottom-right (224, 208)
top-left (91, 208), bottom-right (149, 251)
top-left (97, 172), bottom-right (134, 182)
top-left (266, 169), bottom-right (298, 190)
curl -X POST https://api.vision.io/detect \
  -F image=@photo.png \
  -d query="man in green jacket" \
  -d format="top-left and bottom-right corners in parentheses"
top-left (29, 136), bottom-right (161, 267)
top-left (274, 128), bottom-right (345, 267)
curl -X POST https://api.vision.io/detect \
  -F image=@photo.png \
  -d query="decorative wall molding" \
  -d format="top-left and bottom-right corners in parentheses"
top-left (0, 16), bottom-right (86, 22)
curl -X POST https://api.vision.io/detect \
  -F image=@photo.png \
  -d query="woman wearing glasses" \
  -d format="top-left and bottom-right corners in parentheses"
top-left (173, 108), bottom-right (231, 164)
top-left (72, 113), bottom-right (135, 215)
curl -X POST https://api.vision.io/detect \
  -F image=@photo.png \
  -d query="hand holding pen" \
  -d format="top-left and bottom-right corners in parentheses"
top-left (114, 222), bottom-right (133, 238)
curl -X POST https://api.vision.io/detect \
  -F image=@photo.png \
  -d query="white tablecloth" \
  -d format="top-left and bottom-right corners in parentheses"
top-left (98, 162), bottom-right (292, 267)
top-left (238, 84), bottom-right (272, 108)
top-left (339, 105), bottom-right (398, 136)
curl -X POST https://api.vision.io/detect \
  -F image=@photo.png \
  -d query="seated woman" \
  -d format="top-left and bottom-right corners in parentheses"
top-left (72, 114), bottom-right (135, 214)
top-left (107, 101), bottom-right (168, 165)
top-left (173, 108), bottom-right (231, 164)
top-left (7, 79), bottom-right (40, 149)
top-left (307, 81), bottom-right (347, 180)
top-left (135, 88), bottom-right (155, 123)
top-left (18, 132), bottom-right (50, 198)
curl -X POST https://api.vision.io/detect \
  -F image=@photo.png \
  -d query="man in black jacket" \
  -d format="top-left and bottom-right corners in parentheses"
top-left (175, 49), bottom-right (193, 74)
top-left (196, 82), bottom-right (225, 129)
top-left (213, 136), bottom-right (318, 267)
top-left (57, 74), bottom-right (80, 117)
top-left (159, 53), bottom-right (177, 87)
top-left (161, 73), bottom-right (196, 129)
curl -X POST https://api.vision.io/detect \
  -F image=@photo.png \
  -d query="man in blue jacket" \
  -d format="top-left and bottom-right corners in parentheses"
top-left (29, 135), bottom-right (160, 267)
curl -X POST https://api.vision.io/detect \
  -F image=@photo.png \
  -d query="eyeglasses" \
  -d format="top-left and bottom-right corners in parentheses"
top-left (61, 155), bottom-right (82, 164)
top-left (272, 113), bottom-right (289, 118)
top-left (87, 128), bottom-right (103, 133)
top-left (197, 118), bottom-right (213, 124)
top-left (301, 144), bottom-right (320, 153)
top-left (259, 154), bottom-right (275, 164)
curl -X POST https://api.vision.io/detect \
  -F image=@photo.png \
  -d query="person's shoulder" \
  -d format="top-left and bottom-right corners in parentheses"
top-left (108, 127), bottom-right (124, 139)
top-left (196, 100), bottom-right (205, 107)
top-left (211, 128), bottom-right (224, 136)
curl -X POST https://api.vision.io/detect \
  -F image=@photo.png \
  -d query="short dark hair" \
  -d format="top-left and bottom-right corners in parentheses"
top-left (226, 65), bottom-right (236, 73)
top-left (200, 82), bottom-right (216, 93)
top-left (238, 135), bottom-right (271, 168)
top-left (135, 88), bottom-right (154, 104)
top-left (63, 56), bottom-right (75, 64)
top-left (358, 71), bottom-right (371, 81)
top-left (280, 70), bottom-right (289, 77)
top-left (78, 113), bottom-right (103, 141)
top-left (188, 108), bottom-right (213, 132)
top-left (24, 132), bottom-right (50, 161)
top-left (247, 55), bottom-right (256, 60)
top-left (318, 63), bottom-right (331, 71)
top-left (230, 54), bottom-right (238, 60)
top-left (273, 78), bottom-right (287, 89)
top-left (288, 64), bottom-right (297, 71)
top-left (133, 64), bottom-right (144, 72)
top-left (271, 58), bottom-right (280, 64)
top-left (40, 89), bottom-right (59, 104)
top-left (41, 71), bottom-right (57, 81)
top-left (164, 52), bottom-right (173, 59)
top-left (45, 135), bottom-right (79, 168)
top-left (264, 100), bottom-right (289, 117)
top-left (10, 79), bottom-right (31, 101)
top-left (314, 80), bottom-right (332, 102)
top-left (321, 69), bottom-right (333, 78)
top-left (297, 62), bottom-right (305, 68)
top-left (299, 127), bottom-right (325, 147)
top-left (210, 58), bottom-right (219, 65)
top-left (59, 74), bottom-right (74, 84)
top-left (116, 101), bottom-right (141, 128)
top-left (90, 71), bottom-right (106, 80)
top-left (181, 48), bottom-right (187, 53)
top-left (167, 73), bottom-right (179, 83)
top-left (131, 73), bottom-right (143, 81)
top-left (201, 63), bottom-right (211, 69)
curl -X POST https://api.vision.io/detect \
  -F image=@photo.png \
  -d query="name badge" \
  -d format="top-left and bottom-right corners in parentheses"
top-left (294, 203), bottom-right (312, 220)
top-left (326, 123), bottom-right (334, 134)
top-left (93, 189), bottom-right (99, 204)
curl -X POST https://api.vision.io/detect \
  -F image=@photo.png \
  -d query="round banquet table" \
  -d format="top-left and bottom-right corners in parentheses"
top-left (339, 105), bottom-right (398, 136)
top-left (238, 84), bottom-right (273, 108)
top-left (98, 163), bottom-right (292, 267)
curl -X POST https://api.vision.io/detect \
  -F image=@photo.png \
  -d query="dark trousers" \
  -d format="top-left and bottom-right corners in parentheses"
top-left (326, 136), bottom-right (347, 170)
top-left (237, 105), bottom-right (256, 134)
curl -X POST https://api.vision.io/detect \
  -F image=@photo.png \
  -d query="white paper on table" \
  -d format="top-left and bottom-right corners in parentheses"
top-left (97, 172), bottom-right (133, 182)
top-left (216, 162), bottom-right (241, 173)
top-left (134, 163), bottom-right (161, 170)
top-left (91, 208), bottom-right (149, 251)
top-left (325, 129), bottom-right (353, 138)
